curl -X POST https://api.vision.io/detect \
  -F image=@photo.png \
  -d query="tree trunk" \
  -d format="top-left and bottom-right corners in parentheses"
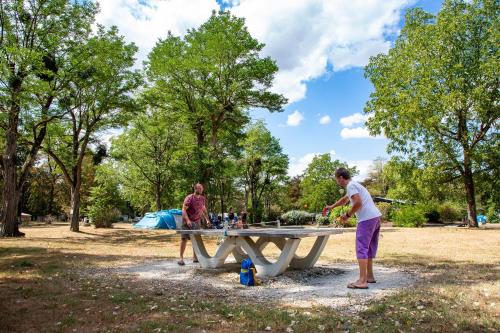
top-left (250, 184), bottom-right (259, 224)
top-left (70, 182), bottom-right (81, 232)
top-left (463, 154), bottom-right (478, 227)
top-left (244, 186), bottom-right (249, 212)
top-left (1, 159), bottom-right (20, 236)
top-left (1, 110), bottom-right (21, 237)
top-left (220, 180), bottom-right (225, 218)
top-left (155, 181), bottom-right (162, 211)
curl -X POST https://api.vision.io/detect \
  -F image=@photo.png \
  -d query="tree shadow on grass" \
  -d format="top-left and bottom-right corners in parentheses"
top-left (1, 246), bottom-right (498, 333)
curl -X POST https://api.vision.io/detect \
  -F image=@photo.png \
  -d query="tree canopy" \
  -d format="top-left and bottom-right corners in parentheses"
top-left (365, 0), bottom-right (499, 226)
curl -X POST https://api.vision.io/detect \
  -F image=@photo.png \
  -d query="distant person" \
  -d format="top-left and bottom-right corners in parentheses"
top-left (178, 183), bottom-right (210, 266)
top-left (324, 168), bottom-right (382, 289)
top-left (240, 211), bottom-right (248, 229)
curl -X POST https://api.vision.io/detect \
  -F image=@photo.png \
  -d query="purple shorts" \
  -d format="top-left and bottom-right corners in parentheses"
top-left (356, 217), bottom-right (381, 259)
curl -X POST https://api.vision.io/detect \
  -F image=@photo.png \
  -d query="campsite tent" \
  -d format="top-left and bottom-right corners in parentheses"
top-left (134, 209), bottom-right (182, 230)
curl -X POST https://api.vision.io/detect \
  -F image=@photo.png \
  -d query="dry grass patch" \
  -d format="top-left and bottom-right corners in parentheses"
top-left (0, 222), bottom-right (498, 332)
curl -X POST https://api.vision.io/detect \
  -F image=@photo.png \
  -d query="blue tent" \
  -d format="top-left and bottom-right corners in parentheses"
top-left (134, 210), bottom-right (176, 229)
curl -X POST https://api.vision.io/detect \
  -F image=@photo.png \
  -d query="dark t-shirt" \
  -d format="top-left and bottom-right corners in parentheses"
top-left (183, 194), bottom-right (205, 223)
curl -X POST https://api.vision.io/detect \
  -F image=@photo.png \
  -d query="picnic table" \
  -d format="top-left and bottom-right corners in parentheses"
top-left (176, 228), bottom-right (342, 277)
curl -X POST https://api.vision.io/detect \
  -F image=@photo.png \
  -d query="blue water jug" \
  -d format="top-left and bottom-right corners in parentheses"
top-left (240, 258), bottom-right (255, 286)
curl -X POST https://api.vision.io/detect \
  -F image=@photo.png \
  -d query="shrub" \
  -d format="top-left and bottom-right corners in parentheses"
top-left (281, 210), bottom-right (316, 225)
top-left (392, 206), bottom-right (425, 227)
top-left (328, 206), bottom-right (356, 228)
top-left (438, 203), bottom-right (464, 223)
top-left (87, 184), bottom-right (121, 228)
top-left (89, 207), bottom-right (120, 228)
top-left (315, 214), bottom-right (330, 226)
top-left (376, 202), bottom-right (392, 221)
top-left (486, 207), bottom-right (499, 223)
top-left (416, 203), bottom-right (440, 223)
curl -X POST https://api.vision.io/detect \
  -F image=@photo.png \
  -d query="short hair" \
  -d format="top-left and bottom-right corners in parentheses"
top-left (335, 168), bottom-right (351, 180)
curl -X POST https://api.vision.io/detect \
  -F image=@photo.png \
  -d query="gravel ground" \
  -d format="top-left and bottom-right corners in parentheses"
top-left (111, 259), bottom-right (419, 312)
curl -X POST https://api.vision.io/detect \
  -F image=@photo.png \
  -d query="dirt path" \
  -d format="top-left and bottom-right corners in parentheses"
top-left (106, 259), bottom-right (418, 312)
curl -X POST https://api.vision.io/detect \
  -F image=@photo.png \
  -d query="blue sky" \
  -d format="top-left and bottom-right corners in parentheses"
top-left (95, 0), bottom-right (444, 180)
top-left (251, 0), bottom-right (444, 179)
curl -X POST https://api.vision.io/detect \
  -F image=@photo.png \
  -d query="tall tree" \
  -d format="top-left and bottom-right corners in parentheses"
top-left (240, 121), bottom-right (288, 223)
top-left (44, 26), bottom-right (140, 231)
top-left (300, 154), bottom-right (357, 212)
top-left (365, 0), bottom-right (499, 227)
top-left (146, 11), bottom-right (286, 189)
top-left (0, 0), bottom-right (96, 236)
top-left (111, 102), bottom-right (191, 212)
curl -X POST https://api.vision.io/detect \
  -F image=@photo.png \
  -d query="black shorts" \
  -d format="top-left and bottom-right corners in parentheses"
top-left (180, 221), bottom-right (201, 240)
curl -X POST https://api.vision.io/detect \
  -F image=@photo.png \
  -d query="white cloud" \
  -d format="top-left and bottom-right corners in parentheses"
top-left (339, 112), bottom-right (370, 127)
top-left (94, 0), bottom-right (219, 68)
top-left (286, 110), bottom-right (304, 127)
top-left (288, 153), bottom-right (319, 177)
top-left (348, 160), bottom-right (375, 181)
top-left (231, 0), bottom-right (413, 103)
top-left (94, 1), bottom-right (412, 105)
top-left (340, 127), bottom-right (384, 139)
top-left (288, 150), bottom-right (337, 177)
top-left (319, 115), bottom-right (331, 125)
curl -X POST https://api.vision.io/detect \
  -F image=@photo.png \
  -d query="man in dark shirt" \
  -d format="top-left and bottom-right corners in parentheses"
top-left (178, 183), bottom-right (210, 265)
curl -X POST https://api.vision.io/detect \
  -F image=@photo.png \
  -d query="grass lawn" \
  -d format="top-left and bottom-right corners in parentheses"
top-left (0, 222), bottom-right (498, 332)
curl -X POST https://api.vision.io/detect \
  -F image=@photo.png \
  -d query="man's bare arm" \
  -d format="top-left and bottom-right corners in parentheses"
top-left (346, 193), bottom-right (362, 218)
top-left (203, 206), bottom-right (211, 227)
top-left (182, 204), bottom-right (191, 227)
top-left (327, 195), bottom-right (349, 210)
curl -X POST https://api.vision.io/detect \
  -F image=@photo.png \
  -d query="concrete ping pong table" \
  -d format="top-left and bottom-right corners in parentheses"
top-left (177, 228), bottom-right (342, 277)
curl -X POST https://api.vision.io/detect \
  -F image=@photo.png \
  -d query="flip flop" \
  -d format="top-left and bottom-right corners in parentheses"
top-left (193, 260), bottom-right (199, 263)
top-left (367, 280), bottom-right (376, 283)
top-left (177, 260), bottom-right (185, 266)
top-left (347, 282), bottom-right (368, 289)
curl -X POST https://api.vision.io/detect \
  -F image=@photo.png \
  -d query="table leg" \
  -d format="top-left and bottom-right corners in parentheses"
top-left (236, 236), bottom-right (301, 277)
top-left (190, 234), bottom-right (237, 268)
top-left (254, 235), bottom-right (330, 269)
top-left (231, 246), bottom-right (247, 263)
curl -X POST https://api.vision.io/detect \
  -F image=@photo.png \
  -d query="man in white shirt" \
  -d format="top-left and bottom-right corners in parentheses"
top-left (325, 168), bottom-right (382, 289)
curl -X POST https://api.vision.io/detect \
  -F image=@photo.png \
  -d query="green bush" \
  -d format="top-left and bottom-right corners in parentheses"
top-left (486, 201), bottom-right (499, 223)
top-left (281, 210), bottom-right (316, 225)
top-left (376, 202), bottom-right (392, 221)
top-left (438, 203), bottom-right (464, 223)
top-left (328, 206), bottom-right (356, 228)
top-left (87, 184), bottom-right (120, 228)
top-left (315, 214), bottom-right (330, 225)
top-left (89, 206), bottom-right (120, 228)
top-left (392, 206), bottom-right (425, 227)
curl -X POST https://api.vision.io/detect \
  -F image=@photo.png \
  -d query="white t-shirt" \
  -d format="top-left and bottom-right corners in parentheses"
top-left (346, 181), bottom-right (381, 223)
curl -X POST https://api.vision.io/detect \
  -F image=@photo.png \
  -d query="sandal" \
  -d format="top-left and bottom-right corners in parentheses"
top-left (367, 280), bottom-right (376, 283)
top-left (347, 282), bottom-right (368, 289)
top-left (177, 260), bottom-right (185, 266)
top-left (193, 259), bottom-right (199, 263)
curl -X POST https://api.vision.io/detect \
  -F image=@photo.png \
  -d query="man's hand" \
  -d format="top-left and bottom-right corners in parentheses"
top-left (206, 220), bottom-right (212, 228)
top-left (186, 219), bottom-right (192, 228)
top-left (340, 214), bottom-right (349, 223)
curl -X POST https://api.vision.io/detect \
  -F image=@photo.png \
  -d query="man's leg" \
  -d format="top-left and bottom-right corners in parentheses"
top-left (349, 222), bottom-right (370, 288)
top-left (357, 259), bottom-right (368, 285)
top-left (367, 259), bottom-right (375, 282)
top-left (367, 219), bottom-right (381, 282)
